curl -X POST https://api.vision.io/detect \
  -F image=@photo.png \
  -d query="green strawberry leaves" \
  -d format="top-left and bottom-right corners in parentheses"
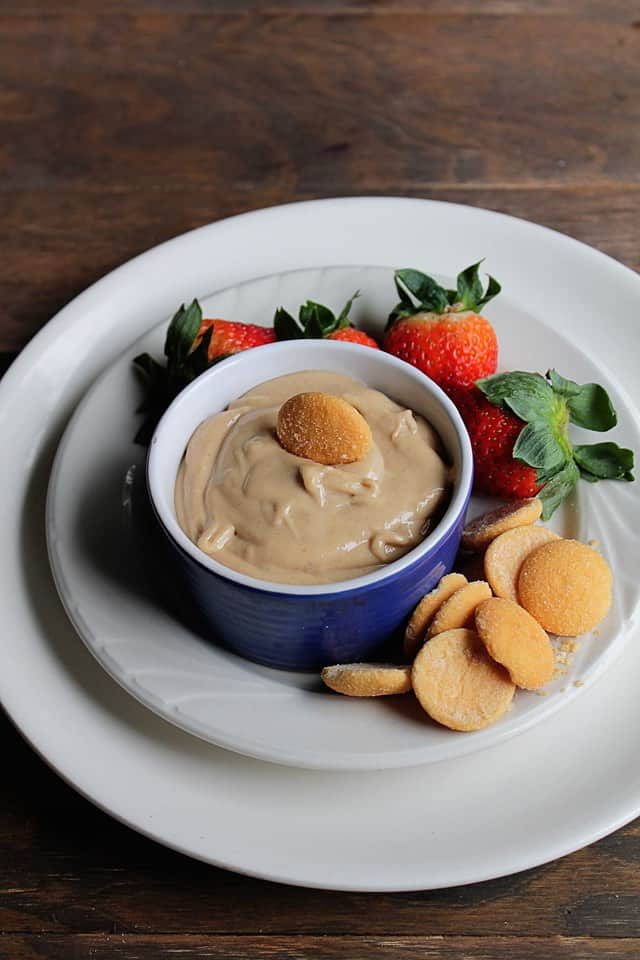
top-left (478, 371), bottom-right (560, 423)
top-left (389, 260), bottom-right (501, 325)
top-left (300, 301), bottom-right (337, 338)
top-left (537, 460), bottom-right (580, 519)
top-left (573, 442), bottom-right (634, 481)
top-left (184, 325), bottom-right (216, 381)
top-left (274, 292), bottom-right (360, 340)
top-left (394, 270), bottom-right (449, 314)
top-left (456, 261), bottom-right (502, 311)
top-left (273, 306), bottom-right (303, 341)
top-left (133, 298), bottom-right (216, 445)
top-left (476, 369), bottom-right (634, 519)
top-left (547, 369), bottom-right (617, 431)
top-left (164, 299), bottom-right (203, 369)
top-left (512, 421), bottom-right (567, 477)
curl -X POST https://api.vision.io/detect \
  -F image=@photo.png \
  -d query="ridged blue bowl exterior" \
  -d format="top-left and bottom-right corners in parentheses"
top-left (152, 488), bottom-right (470, 671)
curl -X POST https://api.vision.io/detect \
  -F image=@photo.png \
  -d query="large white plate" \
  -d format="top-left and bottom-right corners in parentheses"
top-left (2, 198), bottom-right (640, 890)
top-left (46, 264), bottom-right (640, 771)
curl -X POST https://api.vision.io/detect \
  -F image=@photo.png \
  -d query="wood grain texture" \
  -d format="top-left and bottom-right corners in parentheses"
top-left (1, 2), bottom-right (638, 15)
top-left (1, 12), bottom-right (638, 194)
top-left (1, 1), bottom-right (639, 957)
top-left (3, 934), bottom-right (640, 960)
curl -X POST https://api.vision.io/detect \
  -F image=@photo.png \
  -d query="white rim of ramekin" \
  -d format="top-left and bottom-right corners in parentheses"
top-left (147, 340), bottom-right (473, 596)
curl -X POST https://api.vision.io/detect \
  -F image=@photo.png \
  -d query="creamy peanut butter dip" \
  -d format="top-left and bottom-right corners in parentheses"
top-left (175, 371), bottom-right (451, 584)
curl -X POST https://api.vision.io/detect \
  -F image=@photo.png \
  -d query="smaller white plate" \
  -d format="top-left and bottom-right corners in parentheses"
top-left (47, 265), bottom-right (640, 771)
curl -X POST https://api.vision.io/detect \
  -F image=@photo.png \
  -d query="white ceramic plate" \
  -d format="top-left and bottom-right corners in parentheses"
top-left (2, 198), bottom-right (640, 890)
top-left (46, 265), bottom-right (640, 771)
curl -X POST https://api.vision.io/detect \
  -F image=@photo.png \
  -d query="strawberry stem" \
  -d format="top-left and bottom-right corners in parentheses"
top-left (388, 261), bottom-right (501, 326)
top-left (133, 299), bottom-right (217, 445)
top-left (274, 292), bottom-right (360, 340)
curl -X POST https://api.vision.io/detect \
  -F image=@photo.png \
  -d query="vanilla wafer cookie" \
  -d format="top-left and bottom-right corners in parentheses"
top-left (412, 628), bottom-right (515, 731)
top-left (475, 596), bottom-right (554, 690)
top-left (518, 539), bottom-right (612, 636)
top-left (484, 525), bottom-right (560, 603)
top-left (428, 580), bottom-right (492, 637)
top-left (461, 498), bottom-right (542, 552)
top-left (321, 663), bottom-right (412, 697)
top-left (403, 573), bottom-right (468, 660)
top-left (277, 392), bottom-right (371, 464)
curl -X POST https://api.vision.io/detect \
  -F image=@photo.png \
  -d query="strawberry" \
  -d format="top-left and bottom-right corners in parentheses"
top-left (453, 370), bottom-right (634, 518)
top-left (452, 385), bottom-right (541, 500)
top-left (274, 292), bottom-right (379, 348)
top-left (383, 261), bottom-right (499, 392)
top-left (197, 318), bottom-right (275, 360)
top-left (133, 299), bottom-right (274, 444)
top-left (326, 327), bottom-right (380, 348)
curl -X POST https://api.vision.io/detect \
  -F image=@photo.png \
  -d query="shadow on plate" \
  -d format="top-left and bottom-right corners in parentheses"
top-left (18, 422), bottom-right (250, 761)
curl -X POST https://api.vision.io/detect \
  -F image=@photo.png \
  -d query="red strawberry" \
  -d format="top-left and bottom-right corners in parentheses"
top-left (327, 327), bottom-right (380, 348)
top-left (452, 385), bottom-right (540, 500)
top-left (452, 370), bottom-right (634, 518)
top-left (198, 318), bottom-right (275, 360)
top-left (383, 262), bottom-right (499, 392)
top-left (133, 299), bottom-right (274, 444)
top-left (274, 291), bottom-right (379, 348)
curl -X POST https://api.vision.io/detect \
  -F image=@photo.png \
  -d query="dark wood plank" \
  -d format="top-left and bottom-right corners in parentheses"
top-left (0, 12), bottom-right (638, 198)
top-left (1, 2), bottom-right (637, 16)
top-left (1, 185), bottom-right (637, 351)
top-left (3, 934), bottom-right (640, 960)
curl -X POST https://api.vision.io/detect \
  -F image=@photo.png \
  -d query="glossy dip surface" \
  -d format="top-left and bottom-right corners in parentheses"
top-left (175, 370), bottom-right (451, 584)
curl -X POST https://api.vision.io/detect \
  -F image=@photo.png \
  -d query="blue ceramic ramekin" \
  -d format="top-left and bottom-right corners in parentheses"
top-left (147, 340), bottom-right (473, 670)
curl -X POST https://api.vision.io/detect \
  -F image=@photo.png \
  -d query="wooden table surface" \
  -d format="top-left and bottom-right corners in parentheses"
top-left (2, 2), bottom-right (639, 957)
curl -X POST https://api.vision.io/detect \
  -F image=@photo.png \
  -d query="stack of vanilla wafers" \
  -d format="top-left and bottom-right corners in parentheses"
top-left (322, 498), bottom-right (612, 732)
